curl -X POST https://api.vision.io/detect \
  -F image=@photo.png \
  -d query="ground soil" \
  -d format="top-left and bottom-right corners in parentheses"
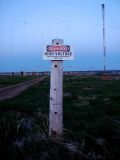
top-left (0, 77), bottom-right (46, 101)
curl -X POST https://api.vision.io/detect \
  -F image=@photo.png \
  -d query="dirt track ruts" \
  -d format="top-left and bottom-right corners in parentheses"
top-left (0, 77), bottom-right (46, 101)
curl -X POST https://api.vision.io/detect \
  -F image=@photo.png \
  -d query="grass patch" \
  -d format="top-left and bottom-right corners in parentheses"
top-left (0, 77), bottom-right (50, 113)
top-left (0, 75), bottom-right (120, 160)
top-left (0, 75), bottom-right (38, 87)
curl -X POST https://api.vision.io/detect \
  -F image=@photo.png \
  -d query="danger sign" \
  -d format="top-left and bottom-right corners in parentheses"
top-left (47, 45), bottom-right (70, 52)
top-left (43, 45), bottom-right (73, 60)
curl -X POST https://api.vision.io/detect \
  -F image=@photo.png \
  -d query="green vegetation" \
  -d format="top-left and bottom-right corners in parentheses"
top-left (0, 75), bottom-right (38, 87)
top-left (0, 77), bottom-right (50, 113)
top-left (0, 75), bottom-right (120, 160)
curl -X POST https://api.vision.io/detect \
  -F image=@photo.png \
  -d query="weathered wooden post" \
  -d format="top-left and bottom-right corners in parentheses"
top-left (43, 39), bottom-right (73, 137)
top-left (49, 39), bottom-right (63, 136)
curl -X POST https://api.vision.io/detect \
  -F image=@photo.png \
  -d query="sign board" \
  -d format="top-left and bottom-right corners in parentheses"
top-left (43, 45), bottom-right (73, 60)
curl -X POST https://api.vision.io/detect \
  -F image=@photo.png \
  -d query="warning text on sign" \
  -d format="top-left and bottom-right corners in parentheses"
top-left (43, 45), bottom-right (73, 60)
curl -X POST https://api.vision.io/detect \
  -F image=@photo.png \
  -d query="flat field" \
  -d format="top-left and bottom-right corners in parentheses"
top-left (0, 75), bottom-right (120, 160)
top-left (0, 75), bottom-right (38, 88)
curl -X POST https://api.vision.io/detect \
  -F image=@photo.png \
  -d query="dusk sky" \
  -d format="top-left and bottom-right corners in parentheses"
top-left (0, 0), bottom-right (120, 72)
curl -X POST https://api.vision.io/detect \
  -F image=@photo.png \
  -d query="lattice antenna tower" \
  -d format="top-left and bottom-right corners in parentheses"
top-left (101, 4), bottom-right (106, 72)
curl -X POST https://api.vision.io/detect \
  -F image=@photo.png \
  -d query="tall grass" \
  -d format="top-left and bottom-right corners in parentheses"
top-left (0, 75), bottom-right (120, 160)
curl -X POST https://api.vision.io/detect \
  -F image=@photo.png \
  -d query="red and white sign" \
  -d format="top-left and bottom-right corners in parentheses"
top-left (43, 45), bottom-right (73, 60)
top-left (47, 45), bottom-right (70, 52)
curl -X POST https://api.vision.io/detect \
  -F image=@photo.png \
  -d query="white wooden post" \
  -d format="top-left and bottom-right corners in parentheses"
top-left (49, 40), bottom-right (63, 137)
top-left (43, 39), bottom-right (73, 137)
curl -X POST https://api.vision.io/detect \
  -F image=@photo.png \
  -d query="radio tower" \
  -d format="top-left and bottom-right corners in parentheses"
top-left (101, 4), bottom-right (106, 72)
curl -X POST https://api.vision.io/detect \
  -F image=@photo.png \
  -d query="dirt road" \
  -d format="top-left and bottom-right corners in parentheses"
top-left (0, 77), bottom-right (46, 101)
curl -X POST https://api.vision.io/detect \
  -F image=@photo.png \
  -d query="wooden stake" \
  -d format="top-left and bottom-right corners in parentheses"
top-left (49, 60), bottom-right (63, 136)
top-left (43, 39), bottom-right (72, 137)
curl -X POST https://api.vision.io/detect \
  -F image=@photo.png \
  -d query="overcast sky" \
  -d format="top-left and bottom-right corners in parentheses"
top-left (0, 0), bottom-right (120, 72)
